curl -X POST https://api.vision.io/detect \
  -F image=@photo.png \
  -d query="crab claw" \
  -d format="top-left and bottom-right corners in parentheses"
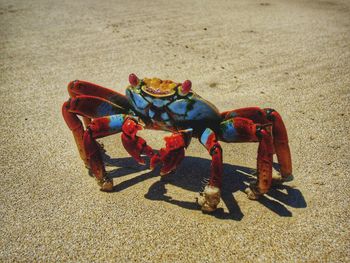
top-left (160, 148), bottom-right (185, 176)
top-left (150, 133), bottom-right (186, 175)
top-left (129, 73), bottom-right (139, 86)
top-left (122, 118), bottom-right (142, 139)
top-left (121, 118), bottom-right (154, 165)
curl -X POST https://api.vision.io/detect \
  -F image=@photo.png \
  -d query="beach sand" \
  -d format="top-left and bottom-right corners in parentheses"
top-left (1, 0), bottom-right (349, 261)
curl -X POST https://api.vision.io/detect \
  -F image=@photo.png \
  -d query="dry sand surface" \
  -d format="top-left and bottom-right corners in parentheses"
top-left (1, 0), bottom-right (349, 262)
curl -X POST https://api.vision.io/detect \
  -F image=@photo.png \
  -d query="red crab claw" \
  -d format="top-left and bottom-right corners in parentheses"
top-left (121, 118), bottom-right (154, 165)
top-left (150, 133), bottom-right (186, 175)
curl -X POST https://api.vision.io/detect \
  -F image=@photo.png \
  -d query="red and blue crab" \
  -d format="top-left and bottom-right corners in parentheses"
top-left (62, 74), bottom-right (293, 212)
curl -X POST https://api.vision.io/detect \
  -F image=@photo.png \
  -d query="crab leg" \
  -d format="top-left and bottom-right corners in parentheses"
top-left (221, 107), bottom-right (292, 181)
top-left (83, 114), bottom-right (128, 191)
top-left (62, 95), bottom-right (128, 165)
top-left (67, 80), bottom-right (130, 127)
top-left (264, 109), bottom-right (292, 180)
top-left (84, 115), bottom-right (154, 191)
top-left (197, 128), bottom-right (223, 212)
top-left (62, 101), bottom-right (88, 167)
top-left (68, 95), bottom-right (128, 118)
top-left (219, 117), bottom-right (274, 199)
top-left (221, 107), bottom-right (269, 124)
top-left (63, 95), bottom-right (155, 190)
top-left (249, 127), bottom-right (274, 199)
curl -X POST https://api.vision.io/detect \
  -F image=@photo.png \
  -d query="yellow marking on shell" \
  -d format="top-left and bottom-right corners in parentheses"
top-left (141, 77), bottom-right (178, 97)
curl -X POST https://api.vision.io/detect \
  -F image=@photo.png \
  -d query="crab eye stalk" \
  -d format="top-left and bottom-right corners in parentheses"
top-left (179, 80), bottom-right (192, 96)
top-left (129, 73), bottom-right (139, 86)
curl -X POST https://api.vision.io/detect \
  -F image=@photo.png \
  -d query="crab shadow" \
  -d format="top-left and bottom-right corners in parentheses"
top-left (104, 154), bottom-right (306, 221)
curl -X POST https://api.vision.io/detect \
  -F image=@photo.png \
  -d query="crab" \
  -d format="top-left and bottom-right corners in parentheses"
top-left (62, 74), bottom-right (293, 212)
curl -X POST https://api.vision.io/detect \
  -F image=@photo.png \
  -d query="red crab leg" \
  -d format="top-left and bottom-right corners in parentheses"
top-left (264, 109), bottom-right (292, 179)
top-left (121, 118), bottom-right (155, 165)
top-left (84, 114), bottom-right (129, 191)
top-left (68, 95), bottom-right (128, 119)
top-left (199, 128), bottom-right (223, 188)
top-left (67, 80), bottom-right (129, 106)
top-left (149, 130), bottom-right (191, 176)
top-left (254, 127), bottom-right (274, 195)
top-left (88, 116), bottom-right (155, 180)
top-left (62, 101), bottom-right (88, 167)
top-left (62, 95), bottom-right (127, 167)
top-left (64, 95), bottom-right (154, 163)
top-left (219, 117), bottom-right (274, 197)
top-left (67, 80), bottom-right (130, 127)
top-left (221, 107), bottom-right (268, 124)
top-left (221, 107), bottom-right (292, 180)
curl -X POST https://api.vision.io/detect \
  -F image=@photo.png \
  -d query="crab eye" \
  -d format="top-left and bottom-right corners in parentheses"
top-left (129, 73), bottom-right (139, 86)
top-left (179, 80), bottom-right (192, 96)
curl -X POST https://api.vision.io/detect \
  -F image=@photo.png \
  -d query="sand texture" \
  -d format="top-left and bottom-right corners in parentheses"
top-left (1, 0), bottom-right (349, 262)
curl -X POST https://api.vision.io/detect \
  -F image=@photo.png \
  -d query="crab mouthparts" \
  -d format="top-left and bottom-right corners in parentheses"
top-left (143, 86), bottom-right (174, 95)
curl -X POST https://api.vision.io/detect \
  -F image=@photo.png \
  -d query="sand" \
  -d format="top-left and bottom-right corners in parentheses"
top-left (1, 0), bottom-right (349, 262)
